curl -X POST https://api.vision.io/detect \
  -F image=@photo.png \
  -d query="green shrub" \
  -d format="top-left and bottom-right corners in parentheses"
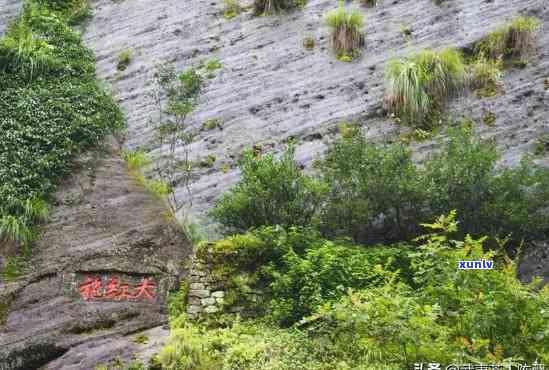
top-left (384, 48), bottom-right (466, 127)
top-left (159, 318), bottom-right (329, 370)
top-left (268, 242), bottom-right (412, 325)
top-left (320, 131), bottom-right (425, 242)
top-left (422, 126), bottom-right (549, 242)
top-left (210, 146), bottom-right (327, 232)
top-left (476, 16), bottom-right (540, 62)
top-left (0, 20), bottom-right (60, 80)
top-left (0, 1), bottom-right (124, 246)
top-left (122, 149), bottom-right (150, 171)
top-left (324, 3), bottom-right (364, 59)
top-left (534, 134), bottom-right (549, 156)
top-left (320, 126), bottom-right (549, 245)
top-left (196, 226), bottom-right (320, 279)
top-left (195, 225), bottom-right (412, 325)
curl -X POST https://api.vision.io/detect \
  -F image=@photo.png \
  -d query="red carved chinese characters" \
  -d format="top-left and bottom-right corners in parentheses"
top-left (79, 276), bottom-right (103, 300)
top-left (132, 278), bottom-right (156, 301)
top-left (78, 275), bottom-right (157, 302)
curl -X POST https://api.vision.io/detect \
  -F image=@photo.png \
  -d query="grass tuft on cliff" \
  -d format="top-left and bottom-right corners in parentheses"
top-left (476, 16), bottom-right (540, 63)
top-left (324, 3), bottom-right (365, 60)
top-left (384, 48), bottom-right (466, 127)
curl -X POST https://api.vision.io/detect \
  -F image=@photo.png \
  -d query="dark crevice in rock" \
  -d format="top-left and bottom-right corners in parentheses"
top-left (0, 343), bottom-right (68, 370)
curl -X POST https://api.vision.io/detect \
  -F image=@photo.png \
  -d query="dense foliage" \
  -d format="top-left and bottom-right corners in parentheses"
top-left (196, 226), bottom-right (411, 325)
top-left (210, 146), bottom-right (326, 232)
top-left (0, 1), bottom-right (123, 245)
top-left (161, 213), bottom-right (549, 369)
top-left (212, 126), bottom-right (549, 246)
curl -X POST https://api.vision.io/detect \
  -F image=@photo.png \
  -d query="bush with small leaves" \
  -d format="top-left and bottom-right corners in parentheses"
top-left (0, 1), bottom-right (124, 247)
top-left (162, 214), bottom-right (549, 368)
top-left (320, 130), bottom-right (425, 243)
top-left (324, 126), bottom-right (549, 245)
top-left (224, 0), bottom-right (243, 19)
top-left (0, 20), bottom-right (60, 80)
top-left (210, 145), bottom-right (327, 232)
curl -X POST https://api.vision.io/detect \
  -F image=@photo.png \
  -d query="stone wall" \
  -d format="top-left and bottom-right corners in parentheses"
top-left (187, 252), bottom-right (225, 317)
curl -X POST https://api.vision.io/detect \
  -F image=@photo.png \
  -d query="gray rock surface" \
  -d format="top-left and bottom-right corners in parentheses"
top-left (0, 0), bottom-right (22, 36)
top-left (84, 0), bottom-right (549, 229)
top-left (0, 138), bottom-right (191, 369)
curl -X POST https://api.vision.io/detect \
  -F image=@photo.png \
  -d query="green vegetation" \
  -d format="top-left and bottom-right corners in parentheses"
top-left (199, 155), bottom-right (217, 168)
top-left (476, 16), bottom-right (540, 63)
top-left (133, 334), bottom-right (149, 345)
top-left (210, 146), bottom-right (327, 232)
top-left (204, 58), bottom-right (223, 72)
top-left (223, 0), bottom-right (243, 20)
top-left (534, 134), bottom-right (549, 156)
top-left (469, 53), bottom-right (502, 97)
top-left (385, 48), bottom-right (466, 128)
top-left (253, 0), bottom-right (304, 15)
top-left (202, 118), bottom-right (221, 130)
top-left (148, 65), bottom-right (203, 217)
top-left (482, 111), bottom-right (496, 126)
top-left (302, 35), bottom-right (315, 50)
top-left (324, 3), bottom-right (364, 60)
top-left (0, 1), bottom-right (124, 248)
top-left (0, 295), bottom-right (13, 325)
top-left (212, 126), bottom-right (549, 246)
top-left (162, 213), bottom-right (549, 368)
top-left (116, 49), bottom-right (132, 71)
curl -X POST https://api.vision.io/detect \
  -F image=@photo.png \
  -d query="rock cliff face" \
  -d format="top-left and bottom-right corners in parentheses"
top-left (84, 0), bottom-right (548, 224)
top-left (0, 139), bottom-right (191, 369)
top-left (0, 0), bottom-right (21, 35)
top-left (1, 0), bottom-right (548, 368)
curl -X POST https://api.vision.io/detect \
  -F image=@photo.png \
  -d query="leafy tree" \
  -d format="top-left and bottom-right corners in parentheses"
top-left (148, 65), bottom-right (203, 216)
